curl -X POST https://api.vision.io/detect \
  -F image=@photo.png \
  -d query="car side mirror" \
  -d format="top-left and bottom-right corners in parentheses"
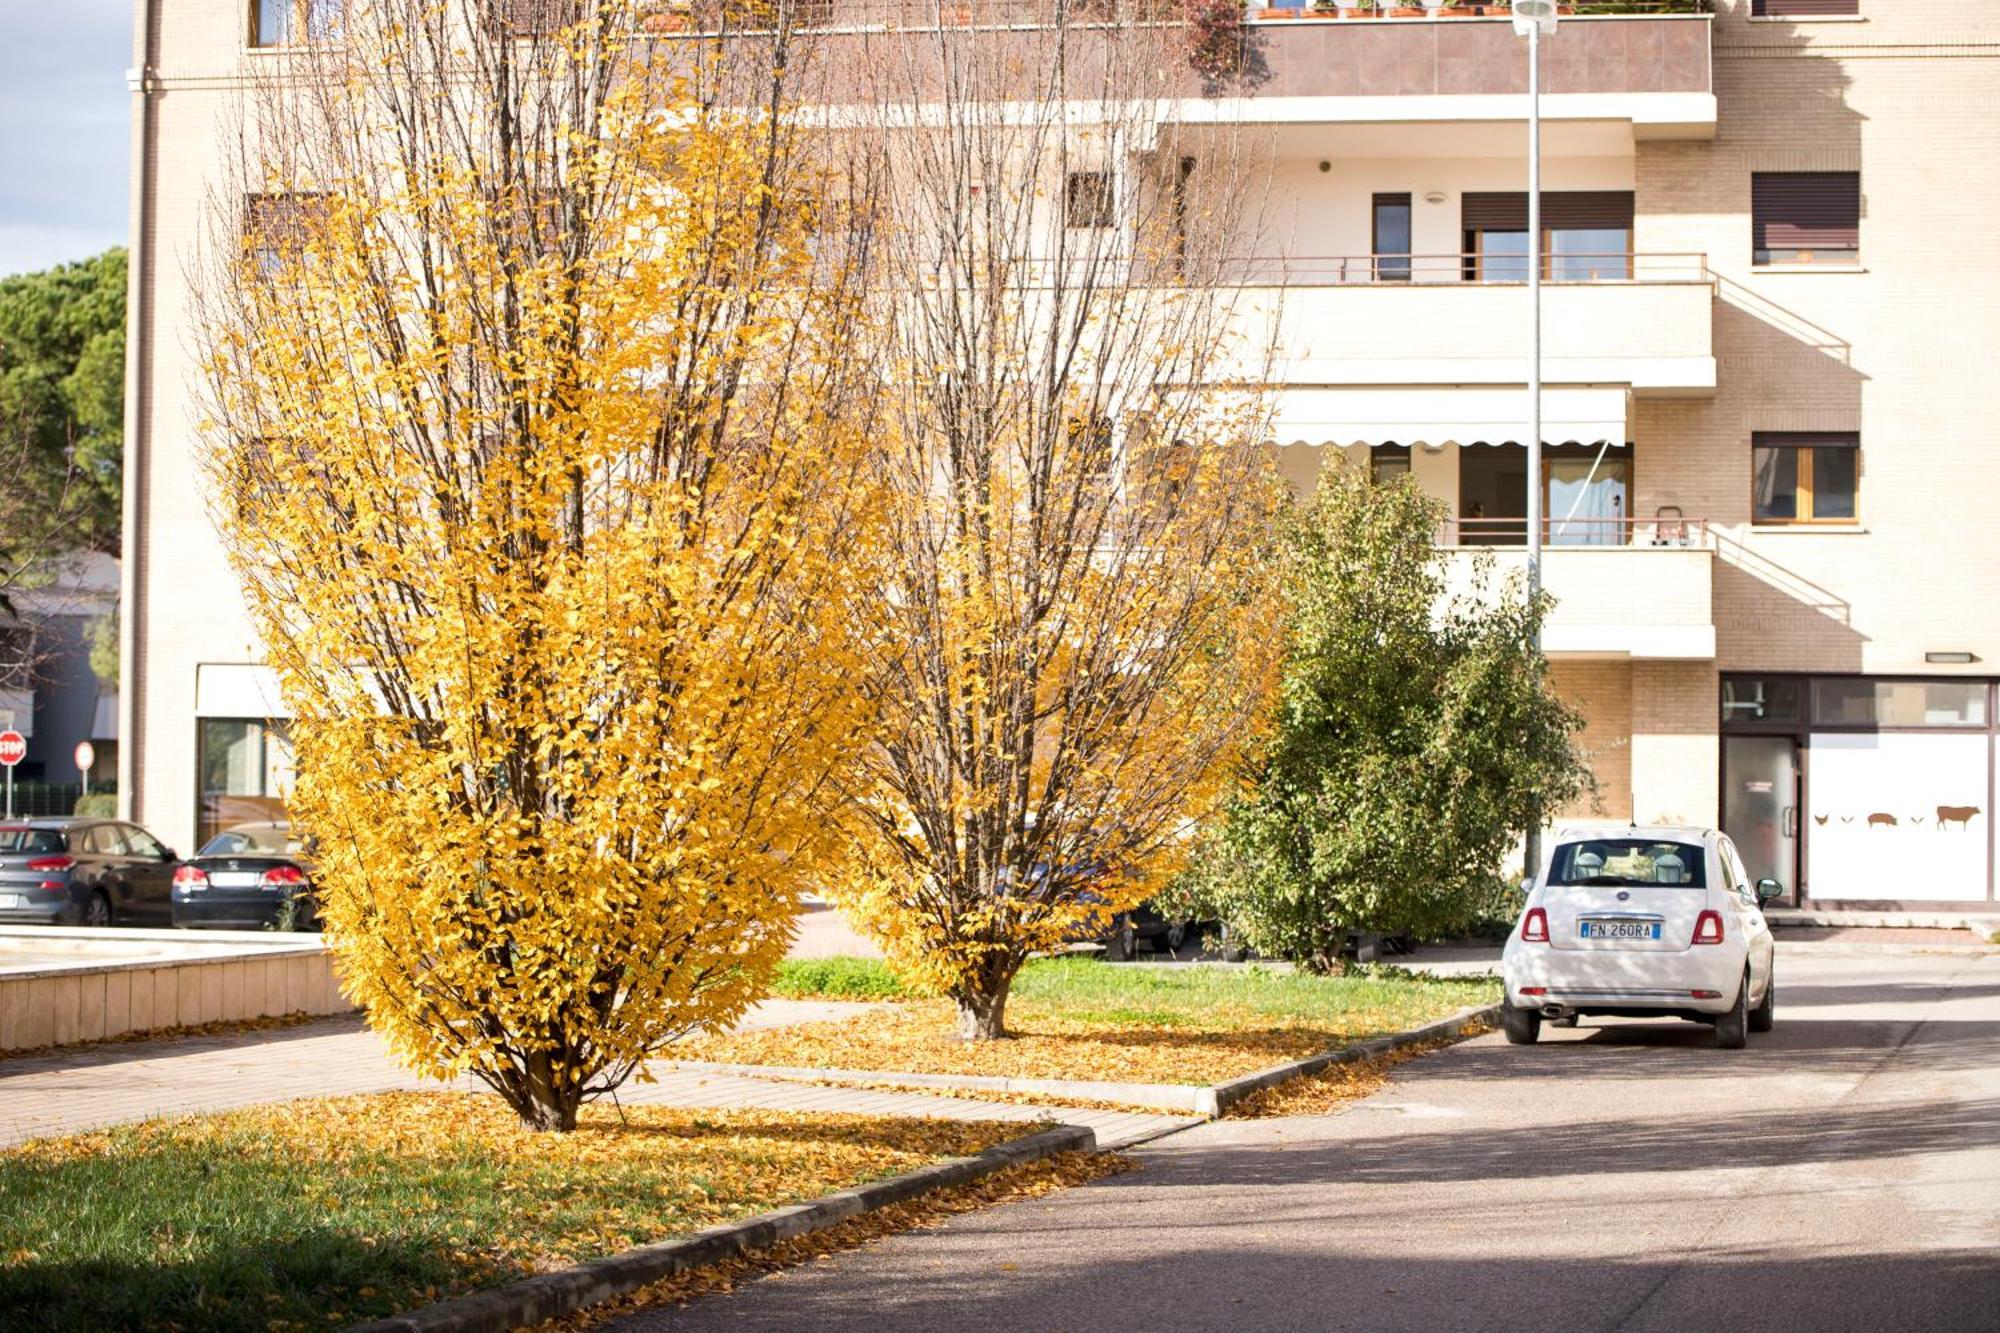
top-left (160, 847), bottom-right (177, 862)
top-left (1518, 876), bottom-right (1534, 897)
top-left (1755, 878), bottom-right (1784, 903)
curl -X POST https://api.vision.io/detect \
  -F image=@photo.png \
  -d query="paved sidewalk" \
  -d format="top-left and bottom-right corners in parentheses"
top-left (0, 999), bottom-right (1192, 1151)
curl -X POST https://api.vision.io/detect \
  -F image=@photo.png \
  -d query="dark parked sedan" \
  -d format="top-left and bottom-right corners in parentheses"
top-left (0, 818), bottom-right (181, 926)
top-left (172, 822), bottom-right (317, 930)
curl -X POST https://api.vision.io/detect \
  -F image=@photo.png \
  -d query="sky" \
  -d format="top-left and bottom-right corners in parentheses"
top-left (0, 0), bottom-right (132, 279)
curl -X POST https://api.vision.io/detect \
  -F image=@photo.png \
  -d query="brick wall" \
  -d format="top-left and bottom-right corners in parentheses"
top-left (1549, 661), bottom-right (1633, 823)
top-left (1636, 0), bottom-right (2000, 681)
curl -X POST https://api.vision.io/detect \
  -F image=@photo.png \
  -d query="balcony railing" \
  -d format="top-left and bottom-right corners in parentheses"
top-left (1441, 515), bottom-right (1711, 549)
top-left (1216, 252), bottom-right (1710, 287)
top-left (666, 0), bottom-right (1713, 34)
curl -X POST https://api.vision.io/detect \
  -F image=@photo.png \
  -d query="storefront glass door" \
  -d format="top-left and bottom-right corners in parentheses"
top-left (1724, 735), bottom-right (1800, 903)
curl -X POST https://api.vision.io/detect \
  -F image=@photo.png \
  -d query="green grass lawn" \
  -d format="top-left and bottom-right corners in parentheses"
top-left (735, 955), bottom-right (1497, 1086)
top-left (0, 1094), bottom-right (1022, 1332)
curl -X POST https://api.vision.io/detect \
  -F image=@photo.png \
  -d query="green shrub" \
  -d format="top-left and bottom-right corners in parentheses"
top-left (72, 793), bottom-right (117, 818)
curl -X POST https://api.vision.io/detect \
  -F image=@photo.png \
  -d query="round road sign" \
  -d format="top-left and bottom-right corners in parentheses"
top-left (0, 731), bottom-right (24, 767)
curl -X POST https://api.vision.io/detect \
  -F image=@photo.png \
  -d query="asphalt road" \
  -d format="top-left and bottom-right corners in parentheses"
top-left (609, 945), bottom-right (2000, 1333)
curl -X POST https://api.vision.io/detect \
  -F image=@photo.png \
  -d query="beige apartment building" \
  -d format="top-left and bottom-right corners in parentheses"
top-left (122, 0), bottom-right (2000, 907)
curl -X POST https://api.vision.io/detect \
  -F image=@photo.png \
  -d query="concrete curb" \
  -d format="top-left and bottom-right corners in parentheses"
top-left (347, 1123), bottom-right (1095, 1333)
top-left (1203, 1002), bottom-right (1501, 1117)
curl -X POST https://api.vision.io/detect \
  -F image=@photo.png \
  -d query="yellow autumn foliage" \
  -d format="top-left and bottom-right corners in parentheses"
top-left (195, 7), bottom-right (877, 1128)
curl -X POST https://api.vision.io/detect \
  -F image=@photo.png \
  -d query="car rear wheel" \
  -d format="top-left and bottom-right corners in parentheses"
top-left (1501, 1005), bottom-right (1542, 1045)
top-left (1749, 970), bottom-right (1776, 1034)
top-left (83, 892), bottom-right (113, 928)
top-left (1715, 972), bottom-right (1751, 1050)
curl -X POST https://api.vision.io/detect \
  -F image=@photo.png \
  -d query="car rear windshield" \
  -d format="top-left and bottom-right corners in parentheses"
top-left (0, 828), bottom-right (67, 855)
top-left (1549, 840), bottom-right (1706, 889)
top-left (199, 827), bottom-right (297, 857)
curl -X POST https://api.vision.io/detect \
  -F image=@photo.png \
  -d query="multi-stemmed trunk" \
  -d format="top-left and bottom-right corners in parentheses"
top-left (953, 959), bottom-right (1018, 1041)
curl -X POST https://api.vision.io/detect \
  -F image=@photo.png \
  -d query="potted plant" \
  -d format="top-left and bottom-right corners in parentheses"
top-left (1339, 0), bottom-right (1379, 16)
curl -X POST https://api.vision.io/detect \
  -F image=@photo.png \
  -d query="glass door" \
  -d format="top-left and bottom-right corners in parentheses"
top-left (1724, 736), bottom-right (1801, 904)
top-left (1547, 457), bottom-right (1629, 547)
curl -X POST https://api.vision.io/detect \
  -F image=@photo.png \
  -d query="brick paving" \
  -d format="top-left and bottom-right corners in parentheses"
top-left (0, 1000), bottom-right (1194, 1151)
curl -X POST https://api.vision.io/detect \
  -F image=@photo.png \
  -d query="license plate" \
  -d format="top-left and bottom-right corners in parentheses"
top-left (0, 894), bottom-right (17, 909)
top-left (1581, 919), bottom-right (1661, 941)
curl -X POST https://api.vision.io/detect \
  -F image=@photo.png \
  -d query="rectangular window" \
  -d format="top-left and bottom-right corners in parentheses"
top-left (1370, 445), bottom-right (1411, 485)
top-left (1064, 171), bottom-right (1115, 230)
top-left (1372, 193), bottom-right (1411, 283)
top-left (1753, 172), bottom-right (1859, 266)
top-left (245, 193), bottom-right (329, 276)
top-left (1723, 676), bottom-right (1806, 725)
top-left (1462, 192), bottom-right (1633, 282)
top-left (1812, 680), bottom-right (1988, 730)
top-left (1752, 1), bottom-right (1859, 16)
top-left (252, 0), bottom-right (344, 47)
top-left (198, 719), bottom-right (295, 847)
top-left (1752, 432), bottom-right (1858, 524)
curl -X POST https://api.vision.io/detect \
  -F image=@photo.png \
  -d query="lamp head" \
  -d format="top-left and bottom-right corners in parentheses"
top-left (1512, 0), bottom-right (1558, 35)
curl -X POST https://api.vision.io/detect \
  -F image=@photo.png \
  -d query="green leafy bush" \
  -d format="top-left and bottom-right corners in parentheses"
top-left (1201, 468), bottom-right (1591, 970)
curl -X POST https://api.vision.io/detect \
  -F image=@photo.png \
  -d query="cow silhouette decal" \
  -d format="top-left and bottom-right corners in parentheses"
top-left (1937, 805), bottom-right (1982, 831)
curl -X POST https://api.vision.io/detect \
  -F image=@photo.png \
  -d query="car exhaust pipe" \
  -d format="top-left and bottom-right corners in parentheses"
top-left (1540, 1004), bottom-right (1566, 1019)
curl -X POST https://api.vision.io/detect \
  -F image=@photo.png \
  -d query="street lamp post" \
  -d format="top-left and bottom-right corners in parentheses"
top-left (1515, 0), bottom-right (1556, 880)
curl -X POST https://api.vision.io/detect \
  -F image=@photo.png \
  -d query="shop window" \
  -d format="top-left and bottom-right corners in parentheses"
top-left (1752, 432), bottom-right (1858, 524)
top-left (1723, 676), bottom-right (1805, 725)
top-left (198, 719), bottom-right (295, 846)
top-left (1812, 679), bottom-right (1988, 729)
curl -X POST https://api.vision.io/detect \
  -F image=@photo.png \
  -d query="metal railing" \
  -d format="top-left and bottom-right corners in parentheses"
top-left (1254, 1), bottom-right (1712, 15)
top-left (1216, 252), bottom-right (1710, 287)
top-left (1441, 515), bottom-right (1710, 548)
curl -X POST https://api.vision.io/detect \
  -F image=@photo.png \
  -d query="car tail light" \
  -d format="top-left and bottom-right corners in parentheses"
top-left (173, 865), bottom-right (209, 891)
top-left (1691, 989), bottom-right (1723, 1000)
top-left (1521, 907), bottom-right (1550, 943)
top-left (1692, 910), bottom-right (1725, 945)
top-left (1519, 987), bottom-right (1548, 997)
top-left (25, 856), bottom-right (74, 873)
top-left (259, 865), bottom-right (307, 888)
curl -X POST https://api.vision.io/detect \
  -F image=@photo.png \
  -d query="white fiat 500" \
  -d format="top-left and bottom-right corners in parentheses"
top-left (1501, 826), bottom-right (1780, 1049)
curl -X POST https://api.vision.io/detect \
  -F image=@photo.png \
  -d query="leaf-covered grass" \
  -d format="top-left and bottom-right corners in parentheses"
top-left (690, 956), bottom-right (1497, 1087)
top-left (0, 1093), bottom-right (1023, 1332)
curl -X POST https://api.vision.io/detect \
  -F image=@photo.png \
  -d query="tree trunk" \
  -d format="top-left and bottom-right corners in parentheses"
top-left (954, 968), bottom-right (1015, 1041)
top-left (514, 1050), bottom-right (581, 1132)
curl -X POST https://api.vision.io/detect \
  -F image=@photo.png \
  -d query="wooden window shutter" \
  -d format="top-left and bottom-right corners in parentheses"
top-left (1753, 173), bottom-right (1860, 252)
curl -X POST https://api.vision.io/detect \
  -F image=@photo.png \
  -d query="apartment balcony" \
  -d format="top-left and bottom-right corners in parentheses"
top-left (1232, 5), bottom-right (1714, 136)
top-left (791, 3), bottom-right (1715, 135)
top-left (1238, 252), bottom-right (1716, 398)
top-left (1438, 518), bottom-right (1715, 661)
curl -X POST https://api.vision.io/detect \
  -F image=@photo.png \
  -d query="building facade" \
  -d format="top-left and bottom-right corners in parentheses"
top-left (123, 0), bottom-right (2000, 904)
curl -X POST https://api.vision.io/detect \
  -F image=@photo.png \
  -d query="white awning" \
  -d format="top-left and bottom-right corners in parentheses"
top-left (1269, 387), bottom-right (1630, 448)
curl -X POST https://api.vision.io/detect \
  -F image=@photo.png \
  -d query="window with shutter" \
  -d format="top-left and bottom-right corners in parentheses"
top-left (1752, 1), bottom-right (1859, 17)
top-left (1752, 172), bottom-right (1860, 265)
top-left (1461, 191), bottom-right (1634, 281)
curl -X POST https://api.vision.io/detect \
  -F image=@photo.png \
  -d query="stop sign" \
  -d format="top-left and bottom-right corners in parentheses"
top-left (0, 731), bottom-right (23, 767)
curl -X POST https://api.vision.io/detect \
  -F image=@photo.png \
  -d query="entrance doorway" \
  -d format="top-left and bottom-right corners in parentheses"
top-left (1723, 735), bottom-right (1800, 904)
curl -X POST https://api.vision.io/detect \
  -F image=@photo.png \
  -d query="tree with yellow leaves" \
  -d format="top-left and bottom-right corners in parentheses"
top-left (826, 6), bottom-right (1289, 1040)
top-left (195, 1), bottom-right (876, 1130)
